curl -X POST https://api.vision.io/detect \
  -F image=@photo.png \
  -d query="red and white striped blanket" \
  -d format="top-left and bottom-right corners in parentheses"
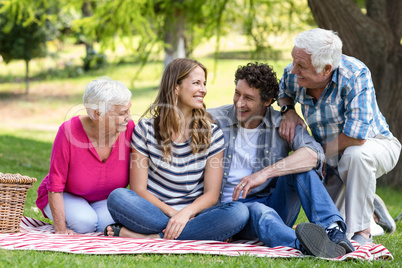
top-left (0, 217), bottom-right (393, 261)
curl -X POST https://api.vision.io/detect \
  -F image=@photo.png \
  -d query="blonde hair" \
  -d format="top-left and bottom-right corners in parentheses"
top-left (143, 58), bottom-right (213, 161)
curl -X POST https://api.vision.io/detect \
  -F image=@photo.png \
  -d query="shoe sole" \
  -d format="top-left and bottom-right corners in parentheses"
top-left (296, 223), bottom-right (346, 258)
top-left (374, 194), bottom-right (396, 233)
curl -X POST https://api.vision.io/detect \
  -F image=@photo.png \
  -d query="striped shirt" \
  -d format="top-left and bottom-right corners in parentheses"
top-left (279, 54), bottom-right (391, 146)
top-left (132, 118), bottom-right (225, 210)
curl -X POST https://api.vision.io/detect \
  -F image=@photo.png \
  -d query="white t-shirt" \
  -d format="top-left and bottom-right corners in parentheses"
top-left (221, 124), bottom-right (262, 203)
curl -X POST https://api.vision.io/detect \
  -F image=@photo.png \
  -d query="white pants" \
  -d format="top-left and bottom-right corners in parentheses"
top-left (44, 192), bottom-right (114, 233)
top-left (324, 135), bottom-right (401, 236)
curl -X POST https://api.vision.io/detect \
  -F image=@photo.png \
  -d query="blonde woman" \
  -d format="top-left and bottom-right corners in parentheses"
top-left (105, 59), bottom-right (248, 240)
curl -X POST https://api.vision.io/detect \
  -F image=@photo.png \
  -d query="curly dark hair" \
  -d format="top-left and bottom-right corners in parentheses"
top-left (234, 62), bottom-right (279, 104)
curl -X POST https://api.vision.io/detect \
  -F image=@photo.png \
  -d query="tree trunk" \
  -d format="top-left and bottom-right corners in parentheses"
top-left (82, 1), bottom-right (95, 70)
top-left (308, 0), bottom-right (402, 187)
top-left (25, 59), bottom-right (29, 95)
top-left (163, 9), bottom-right (186, 67)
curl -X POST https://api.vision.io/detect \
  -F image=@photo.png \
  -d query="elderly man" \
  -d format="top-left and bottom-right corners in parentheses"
top-left (278, 28), bottom-right (401, 245)
top-left (209, 62), bottom-right (354, 258)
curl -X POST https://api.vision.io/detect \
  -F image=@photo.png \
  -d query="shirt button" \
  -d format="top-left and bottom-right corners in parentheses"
top-left (266, 150), bottom-right (269, 153)
top-left (233, 137), bottom-right (236, 139)
top-left (224, 173), bottom-right (227, 176)
top-left (228, 155), bottom-right (232, 158)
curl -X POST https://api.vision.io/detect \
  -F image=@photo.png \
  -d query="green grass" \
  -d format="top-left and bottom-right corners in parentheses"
top-left (0, 38), bottom-right (401, 267)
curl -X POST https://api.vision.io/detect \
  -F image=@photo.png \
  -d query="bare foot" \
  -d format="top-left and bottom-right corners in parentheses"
top-left (106, 225), bottom-right (159, 239)
top-left (373, 212), bottom-right (379, 224)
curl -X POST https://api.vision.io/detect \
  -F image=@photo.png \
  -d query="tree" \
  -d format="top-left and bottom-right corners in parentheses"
top-left (157, 0), bottom-right (231, 66)
top-left (307, 0), bottom-right (402, 187)
top-left (244, 0), bottom-right (314, 59)
top-left (0, 13), bottom-right (54, 94)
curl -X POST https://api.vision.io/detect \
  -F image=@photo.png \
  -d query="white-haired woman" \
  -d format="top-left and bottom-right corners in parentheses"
top-left (36, 77), bottom-right (134, 234)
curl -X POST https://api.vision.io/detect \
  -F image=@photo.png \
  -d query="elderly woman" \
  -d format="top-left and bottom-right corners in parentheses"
top-left (36, 77), bottom-right (134, 234)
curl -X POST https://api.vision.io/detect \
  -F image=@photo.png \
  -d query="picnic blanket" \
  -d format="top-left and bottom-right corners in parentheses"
top-left (0, 217), bottom-right (393, 261)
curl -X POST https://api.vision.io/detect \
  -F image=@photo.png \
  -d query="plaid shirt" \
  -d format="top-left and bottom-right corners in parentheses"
top-left (279, 54), bottom-right (391, 147)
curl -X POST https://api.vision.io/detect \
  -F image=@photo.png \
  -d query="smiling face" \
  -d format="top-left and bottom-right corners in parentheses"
top-left (175, 66), bottom-right (206, 115)
top-left (291, 47), bottom-right (332, 90)
top-left (233, 79), bottom-right (271, 129)
top-left (105, 101), bottom-right (132, 133)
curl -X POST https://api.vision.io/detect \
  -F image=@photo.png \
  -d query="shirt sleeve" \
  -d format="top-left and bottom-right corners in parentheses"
top-left (208, 124), bottom-right (225, 158)
top-left (46, 123), bottom-right (71, 192)
top-left (132, 119), bottom-right (150, 157)
top-left (278, 63), bottom-right (297, 100)
top-left (291, 125), bottom-right (325, 176)
top-left (342, 69), bottom-right (374, 140)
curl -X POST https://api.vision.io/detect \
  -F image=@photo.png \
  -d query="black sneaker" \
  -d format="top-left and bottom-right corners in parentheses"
top-left (296, 223), bottom-right (346, 258)
top-left (295, 239), bottom-right (308, 255)
top-left (326, 226), bottom-right (355, 253)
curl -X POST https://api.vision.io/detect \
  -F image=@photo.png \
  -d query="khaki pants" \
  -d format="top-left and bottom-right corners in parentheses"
top-left (324, 135), bottom-right (401, 236)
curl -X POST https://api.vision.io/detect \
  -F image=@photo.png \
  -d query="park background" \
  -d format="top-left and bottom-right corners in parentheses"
top-left (0, 0), bottom-right (401, 267)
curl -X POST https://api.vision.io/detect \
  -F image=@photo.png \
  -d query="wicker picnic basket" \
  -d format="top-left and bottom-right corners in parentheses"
top-left (0, 173), bottom-right (37, 233)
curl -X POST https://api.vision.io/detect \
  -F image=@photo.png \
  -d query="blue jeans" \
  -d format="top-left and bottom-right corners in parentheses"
top-left (107, 188), bottom-right (249, 241)
top-left (236, 170), bottom-right (346, 248)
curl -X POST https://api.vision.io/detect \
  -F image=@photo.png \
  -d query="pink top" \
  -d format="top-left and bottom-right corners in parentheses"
top-left (36, 116), bottom-right (134, 217)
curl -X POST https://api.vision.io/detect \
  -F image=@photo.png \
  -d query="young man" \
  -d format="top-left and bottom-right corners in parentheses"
top-left (278, 28), bottom-right (401, 244)
top-left (208, 62), bottom-right (354, 258)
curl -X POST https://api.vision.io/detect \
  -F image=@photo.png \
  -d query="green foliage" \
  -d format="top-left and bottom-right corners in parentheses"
top-left (0, 0), bottom-right (315, 78)
top-left (0, 1), bottom-right (58, 93)
top-left (353, 0), bottom-right (366, 9)
top-left (82, 49), bottom-right (108, 71)
top-left (243, 0), bottom-right (315, 58)
top-left (0, 15), bottom-right (53, 63)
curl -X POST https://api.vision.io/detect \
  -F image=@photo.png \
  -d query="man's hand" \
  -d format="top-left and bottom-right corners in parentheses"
top-left (279, 110), bottom-right (306, 144)
top-left (232, 171), bottom-right (267, 201)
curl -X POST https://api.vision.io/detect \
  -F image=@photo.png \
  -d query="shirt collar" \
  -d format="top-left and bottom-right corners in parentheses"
top-left (298, 66), bottom-right (340, 105)
top-left (224, 105), bottom-right (280, 128)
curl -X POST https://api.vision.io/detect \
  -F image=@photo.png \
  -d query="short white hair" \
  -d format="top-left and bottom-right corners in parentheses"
top-left (83, 77), bottom-right (132, 120)
top-left (294, 28), bottom-right (343, 73)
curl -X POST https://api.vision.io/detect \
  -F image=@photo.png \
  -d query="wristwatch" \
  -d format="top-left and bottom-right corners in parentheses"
top-left (280, 105), bottom-right (295, 116)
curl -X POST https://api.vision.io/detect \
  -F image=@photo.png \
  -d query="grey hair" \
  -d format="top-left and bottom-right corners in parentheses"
top-left (83, 77), bottom-right (132, 120)
top-left (294, 28), bottom-right (343, 73)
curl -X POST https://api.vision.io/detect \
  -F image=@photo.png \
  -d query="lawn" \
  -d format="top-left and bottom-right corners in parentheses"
top-left (0, 37), bottom-right (401, 267)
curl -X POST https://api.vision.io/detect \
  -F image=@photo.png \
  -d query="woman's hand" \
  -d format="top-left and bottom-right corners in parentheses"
top-left (163, 210), bottom-right (192, 240)
top-left (54, 228), bottom-right (76, 235)
top-left (48, 192), bottom-right (76, 235)
top-left (160, 150), bottom-right (225, 240)
top-left (165, 207), bottom-right (179, 218)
